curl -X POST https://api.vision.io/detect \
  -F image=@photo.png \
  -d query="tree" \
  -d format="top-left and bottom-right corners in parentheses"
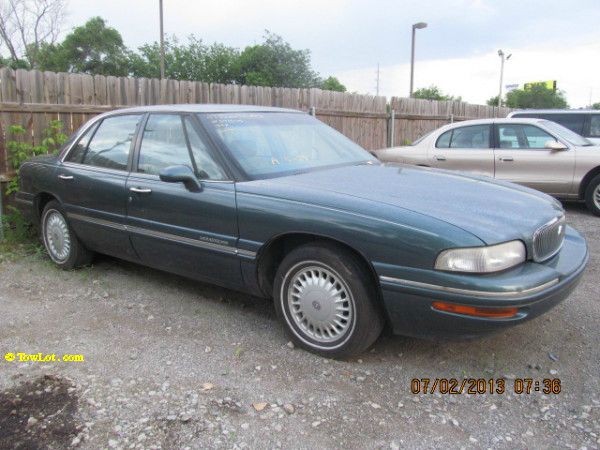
top-left (412, 85), bottom-right (460, 101)
top-left (0, 0), bottom-right (66, 67)
top-left (486, 95), bottom-right (504, 107)
top-left (235, 31), bottom-right (320, 88)
top-left (129, 36), bottom-right (239, 83)
top-left (505, 83), bottom-right (568, 109)
top-left (37, 17), bottom-right (130, 76)
top-left (320, 76), bottom-right (346, 92)
top-left (591, 102), bottom-right (600, 110)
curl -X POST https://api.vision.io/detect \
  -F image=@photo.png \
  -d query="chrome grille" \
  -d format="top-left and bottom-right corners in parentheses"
top-left (532, 215), bottom-right (566, 262)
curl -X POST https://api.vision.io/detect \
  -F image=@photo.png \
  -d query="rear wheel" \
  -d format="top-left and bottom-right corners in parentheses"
top-left (41, 201), bottom-right (93, 269)
top-left (584, 174), bottom-right (600, 216)
top-left (273, 242), bottom-right (383, 358)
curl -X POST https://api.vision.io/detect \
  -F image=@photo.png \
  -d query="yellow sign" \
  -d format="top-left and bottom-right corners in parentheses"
top-left (524, 80), bottom-right (557, 91)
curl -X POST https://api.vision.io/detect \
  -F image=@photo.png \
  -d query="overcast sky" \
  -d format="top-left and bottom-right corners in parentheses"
top-left (64, 0), bottom-right (600, 107)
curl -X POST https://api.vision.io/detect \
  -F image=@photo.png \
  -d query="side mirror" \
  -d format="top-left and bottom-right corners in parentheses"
top-left (159, 165), bottom-right (202, 192)
top-left (544, 140), bottom-right (568, 151)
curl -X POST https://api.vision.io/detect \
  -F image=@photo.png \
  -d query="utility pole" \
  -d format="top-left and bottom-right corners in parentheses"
top-left (159, 0), bottom-right (165, 79)
top-left (409, 22), bottom-right (428, 97)
top-left (375, 63), bottom-right (380, 96)
top-left (497, 49), bottom-right (512, 107)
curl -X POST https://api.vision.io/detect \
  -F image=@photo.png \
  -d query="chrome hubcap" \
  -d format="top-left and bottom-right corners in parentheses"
top-left (287, 265), bottom-right (353, 344)
top-left (45, 211), bottom-right (71, 262)
top-left (594, 185), bottom-right (600, 210)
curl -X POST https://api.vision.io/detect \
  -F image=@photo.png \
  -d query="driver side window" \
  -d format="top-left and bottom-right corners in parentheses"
top-left (137, 114), bottom-right (226, 180)
top-left (497, 124), bottom-right (555, 149)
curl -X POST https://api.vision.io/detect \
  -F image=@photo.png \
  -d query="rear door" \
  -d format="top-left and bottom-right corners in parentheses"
top-left (429, 124), bottom-right (494, 177)
top-left (125, 113), bottom-right (243, 287)
top-left (57, 114), bottom-right (143, 260)
top-left (494, 123), bottom-right (575, 195)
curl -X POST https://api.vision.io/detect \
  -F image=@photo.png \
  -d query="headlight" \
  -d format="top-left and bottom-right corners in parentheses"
top-left (435, 240), bottom-right (526, 273)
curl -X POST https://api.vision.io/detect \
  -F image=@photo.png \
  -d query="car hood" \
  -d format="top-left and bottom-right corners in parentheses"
top-left (245, 163), bottom-right (563, 244)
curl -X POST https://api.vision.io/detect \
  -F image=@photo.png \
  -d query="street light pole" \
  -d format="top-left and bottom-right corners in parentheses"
top-left (497, 49), bottom-right (512, 107)
top-left (409, 22), bottom-right (427, 97)
top-left (159, 0), bottom-right (165, 79)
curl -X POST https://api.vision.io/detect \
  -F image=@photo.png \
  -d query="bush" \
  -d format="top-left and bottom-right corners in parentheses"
top-left (2, 120), bottom-right (67, 251)
top-left (6, 120), bottom-right (67, 194)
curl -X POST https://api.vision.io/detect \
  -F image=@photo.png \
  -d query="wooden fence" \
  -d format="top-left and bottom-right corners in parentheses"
top-left (0, 67), bottom-right (511, 185)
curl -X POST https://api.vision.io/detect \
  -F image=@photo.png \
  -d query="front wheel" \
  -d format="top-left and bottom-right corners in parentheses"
top-left (41, 201), bottom-right (94, 269)
top-left (584, 174), bottom-right (600, 216)
top-left (273, 242), bottom-right (384, 358)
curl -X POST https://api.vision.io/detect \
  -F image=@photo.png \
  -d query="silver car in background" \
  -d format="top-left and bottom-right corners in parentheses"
top-left (374, 118), bottom-right (600, 215)
top-left (508, 109), bottom-right (600, 145)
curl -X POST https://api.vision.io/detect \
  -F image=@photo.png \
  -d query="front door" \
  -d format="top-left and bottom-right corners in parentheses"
top-left (125, 113), bottom-right (243, 287)
top-left (494, 123), bottom-right (575, 196)
top-left (429, 124), bottom-right (494, 177)
top-left (57, 114), bottom-right (143, 260)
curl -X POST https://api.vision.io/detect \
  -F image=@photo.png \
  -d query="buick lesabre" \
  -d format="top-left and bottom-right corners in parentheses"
top-left (16, 105), bottom-right (589, 357)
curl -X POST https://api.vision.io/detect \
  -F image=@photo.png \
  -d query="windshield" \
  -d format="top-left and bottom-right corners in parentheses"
top-left (541, 120), bottom-right (593, 146)
top-left (199, 112), bottom-right (375, 179)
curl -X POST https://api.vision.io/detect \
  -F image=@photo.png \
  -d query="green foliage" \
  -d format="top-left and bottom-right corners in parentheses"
top-left (591, 102), bottom-right (600, 110)
top-left (320, 76), bottom-right (346, 92)
top-left (413, 85), bottom-right (461, 101)
top-left (6, 120), bottom-right (67, 194)
top-left (129, 36), bottom-right (240, 84)
top-left (505, 83), bottom-right (568, 109)
top-left (486, 95), bottom-right (504, 107)
top-left (37, 17), bottom-right (130, 75)
top-left (236, 31), bottom-right (320, 88)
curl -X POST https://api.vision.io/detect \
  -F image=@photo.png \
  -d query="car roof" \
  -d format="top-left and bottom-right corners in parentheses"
top-left (103, 104), bottom-right (303, 116)
top-left (509, 109), bottom-right (598, 116)
top-left (435, 117), bottom-right (548, 131)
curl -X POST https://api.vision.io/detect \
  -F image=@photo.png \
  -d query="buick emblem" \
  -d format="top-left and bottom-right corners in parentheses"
top-left (312, 300), bottom-right (321, 310)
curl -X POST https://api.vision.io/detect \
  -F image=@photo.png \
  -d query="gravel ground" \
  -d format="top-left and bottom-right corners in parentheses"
top-left (1, 203), bottom-right (599, 450)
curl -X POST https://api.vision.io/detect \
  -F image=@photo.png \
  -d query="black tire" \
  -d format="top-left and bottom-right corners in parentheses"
top-left (584, 174), bottom-right (600, 216)
top-left (41, 201), bottom-right (94, 269)
top-left (273, 241), bottom-right (384, 358)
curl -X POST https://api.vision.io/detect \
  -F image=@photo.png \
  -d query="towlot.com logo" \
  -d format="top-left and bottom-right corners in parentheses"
top-left (4, 352), bottom-right (85, 363)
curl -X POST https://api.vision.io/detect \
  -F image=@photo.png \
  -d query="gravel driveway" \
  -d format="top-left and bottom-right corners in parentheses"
top-left (1, 203), bottom-right (599, 450)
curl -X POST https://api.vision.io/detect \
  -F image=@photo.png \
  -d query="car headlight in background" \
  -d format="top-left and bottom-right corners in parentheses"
top-left (435, 240), bottom-right (526, 273)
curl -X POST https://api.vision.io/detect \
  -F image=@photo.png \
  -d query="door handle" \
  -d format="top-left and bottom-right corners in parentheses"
top-left (499, 157), bottom-right (514, 162)
top-left (129, 187), bottom-right (152, 194)
top-left (58, 174), bottom-right (74, 180)
top-left (434, 155), bottom-right (447, 161)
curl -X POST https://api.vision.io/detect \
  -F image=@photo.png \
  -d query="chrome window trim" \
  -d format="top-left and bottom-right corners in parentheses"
top-left (67, 213), bottom-right (256, 258)
top-left (379, 275), bottom-right (559, 298)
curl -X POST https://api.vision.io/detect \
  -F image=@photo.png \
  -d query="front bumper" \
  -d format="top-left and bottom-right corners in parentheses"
top-left (378, 226), bottom-right (588, 339)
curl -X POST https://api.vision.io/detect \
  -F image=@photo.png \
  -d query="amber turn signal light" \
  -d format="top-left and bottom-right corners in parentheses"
top-left (432, 301), bottom-right (519, 318)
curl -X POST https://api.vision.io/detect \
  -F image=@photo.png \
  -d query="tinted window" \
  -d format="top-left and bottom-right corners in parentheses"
top-left (183, 117), bottom-right (226, 180)
top-left (512, 113), bottom-right (585, 135)
top-left (65, 123), bottom-right (97, 163)
top-left (138, 114), bottom-right (194, 175)
top-left (435, 125), bottom-right (490, 149)
top-left (82, 115), bottom-right (142, 170)
top-left (590, 115), bottom-right (600, 137)
top-left (498, 124), bottom-right (554, 149)
top-left (436, 130), bottom-right (452, 148)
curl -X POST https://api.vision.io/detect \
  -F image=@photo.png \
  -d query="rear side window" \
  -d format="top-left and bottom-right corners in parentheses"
top-left (435, 125), bottom-right (490, 149)
top-left (81, 115), bottom-right (142, 170)
top-left (65, 123), bottom-right (98, 163)
top-left (590, 115), bottom-right (600, 137)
